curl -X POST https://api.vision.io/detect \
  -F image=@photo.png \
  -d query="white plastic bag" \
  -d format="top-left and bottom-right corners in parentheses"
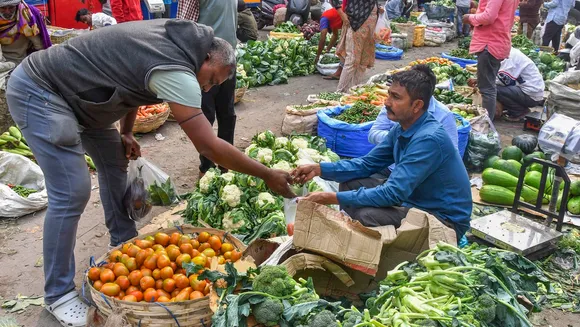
top-left (316, 54), bottom-right (340, 76)
top-left (374, 10), bottom-right (390, 43)
top-left (0, 151), bottom-right (48, 217)
top-left (546, 70), bottom-right (580, 120)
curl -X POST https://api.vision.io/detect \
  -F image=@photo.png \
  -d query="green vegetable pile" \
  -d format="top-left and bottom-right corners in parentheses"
top-left (449, 48), bottom-right (476, 60)
top-left (434, 89), bottom-right (473, 104)
top-left (458, 36), bottom-right (471, 50)
top-left (334, 101), bottom-right (381, 124)
top-left (273, 21), bottom-right (301, 34)
top-left (451, 108), bottom-right (476, 122)
top-left (237, 38), bottom-right (317, 87)
top-left (317, 92), bottom-right (343, 102)
top-left (512, 35), bottom-right (565, 81)
top-left (431, 64), bottom-right (473, 85)
top-left (344, 242), bottom-right (562, 327)
top-left (392, 17), bottom-right (409, 23)
top-left (181, 131), bottom-right (339, 242)
top-left (235, 64), bottom-right (249, 89)
top-left (390, 23), bottom-right (400, 34)
top-left (293, 102), bottom-right (333, 110)
top-left (8, 184), bottom-right (37, 198)
top-left (147, 178), bottom-right (178, 206)
top-left (320, 55), bottom-right (341, 65)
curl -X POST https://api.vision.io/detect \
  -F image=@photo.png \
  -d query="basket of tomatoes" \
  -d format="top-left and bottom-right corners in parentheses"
top-left (85, 226), bottom-right (246, 327)
top-left (132, 103), bottom-right (170, 134)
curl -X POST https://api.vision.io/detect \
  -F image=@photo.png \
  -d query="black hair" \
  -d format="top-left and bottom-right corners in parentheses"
top-left (238, 0), bottom-right (247, 12)
top-left (391, 64), bottom-right (435, 111)
top-left (75, 8), bottom-right (90, 22)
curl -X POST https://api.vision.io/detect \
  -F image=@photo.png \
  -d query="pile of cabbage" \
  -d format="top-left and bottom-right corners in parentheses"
top-left (181, 131), bottom-right (340, 242)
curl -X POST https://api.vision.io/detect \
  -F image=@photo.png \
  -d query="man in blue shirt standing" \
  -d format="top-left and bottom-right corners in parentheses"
top-left (291, 65), bottom-right (472, 239)
top-left (543, 0), bottom-right (575, 52)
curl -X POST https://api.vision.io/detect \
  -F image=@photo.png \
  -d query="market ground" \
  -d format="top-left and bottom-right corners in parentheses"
top-left (0, 40), bottom-right (576, 326)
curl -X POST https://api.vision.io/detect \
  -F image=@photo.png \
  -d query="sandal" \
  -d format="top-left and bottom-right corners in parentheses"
top-left (46, 291), bottom-right (89, 327)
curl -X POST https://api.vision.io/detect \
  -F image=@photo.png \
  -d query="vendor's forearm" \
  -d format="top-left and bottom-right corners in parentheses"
top-left (327, 33), bottom-right (339, 52)
top-left (120, 108), bottom-right (138, 134)
top-left (317, 30), bottom-right (328, 58)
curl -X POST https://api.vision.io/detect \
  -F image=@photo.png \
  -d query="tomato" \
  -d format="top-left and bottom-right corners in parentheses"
top-left (93, 280), bottom-right (104, 291)
top-left (174, 274), bottom-right (190, 289)
top-left (140, 268), bottom-right (152, 278)
top-left (140, 276), bottom-right (155, 290)
top-left (223, 251), bottom-right (232, 260)
top-left (174, 288), bottom-right (191, 302)
top-left (287, 223), bottom-right (294, 236)
top-left (169, 232), bottom-right (182, 245)
top-left (154, 232), bottom-right (170, 247)
top-left (171, 289), bottom-right (180, 298)
top-left (178, 235), bottom-right (191, 247)
top-left (160, 266), bottom-right (174, 280)
top-left (143, 288), bottom-right (159, 302)
top-left (230, 250), bottom-right (242, 262)
top-left (126, 286), bottom-right (139, 294)
top-left (203, 283), bottom-right (211, 295)
top-left (88, 267), bottom-right (101, 281)
top-left (144, 235), bottom-right (155, 242)
top-left (166, 247), bottom-right (181, 262)
top-left (120, 254), bottom-right (130, 265)
top-left (217, 256), bottom-right (225, 265)
top-left (135, 249), bottom-right (149, 268)
top-left (155, 279), bottom-right (163, 290)
top-left (128, 270), bottom-right (143, 286)
top-left (197, 232), bottom-right (210, 243)
top-left (208, 236), bottom-right (222, 252)
top-left (121, 243), bottom-right (132, 254)
top-left (190, 291), bottom-right (205, 300)
top-left (100, 283), bottom-right (120, 297)
top-left (152, 244), bottom-right (164, 252)
top-left (198, 243), bottom-right (211, 252)
top-left (157, 289), bottom-right (170, 299)
top-left (143, 254), bottom-right (159, 270)
top-left (113, 263), bottom-right (129, 277)
top-left (191, 255), bottom-right (206, 267)
top-left (100, 268), bottom-right (116, 283)
top-left (135, 239), bottom-right (153, 249)
top-left (152, 268), bottom-right (161, 280)
top-left (176, 254), bottom-right (191, 268)
top-left (128, 290), bottom-right (144, 302)
top-left (122, 294), bottom-right (138, 302)
top-left (175, 268), bottom-right (186, 275)
top-left (157, 296), bottom-right (171, 302)
top-left (109, 250), bottom-right (123, 263)
top-left (157, 254), bottom-right (171, 269)
top-left (115, 276), bottom-right (131, 291)
top-left (179, 243), bottom-right (194, 256)
top-left (202, 248), bottom-right (216, 258)
top-left (127, 245), bottom-right (141, 258)
top-left (170, 262), bottom-right (177, 272)
top-left (191, 249), bottom-right (201, 258)
top-left (190, 239), bottom-right (200, 249)
top-left (125, 258), bottom-right (138, 272)
top-left (189, 275), bottom-right (207, 293)
top-left (221, 243), bottom-right (234, 253)
top-left (163, 278), bottom-right (176, 293)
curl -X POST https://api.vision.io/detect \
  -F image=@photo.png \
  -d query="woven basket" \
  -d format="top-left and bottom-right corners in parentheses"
top-left (133, 104), bottom-right (170, 134)
top-left (48, 26), bottom-right (76, 45)
top-left (234, 86), bottom-right (247, 104)
top-left (269, 31), bottom-right (304, 39)
top-left (539, 45), bottom-right (554, 54)
top-left (393, 23), bottom-right (415, 49)
top-left (87, 225), bottom-right (247, 327)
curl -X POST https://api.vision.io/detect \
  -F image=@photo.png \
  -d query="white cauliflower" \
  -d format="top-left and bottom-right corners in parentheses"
top-left (291, 138), bottom-right (309, 149)
top-left (222, 210), bottom-right (247, 232)
top-left (296, 158), bottom-right (313, 166)
top-left (220, 172), bottom-right (235, 183)
top-left (275, 137), bottom-right (289, 149)
top-left (245, 143), bottom-right (258, 156)
top-left (199, 170), bottom-right (217, 193)
top-left (257, 148), bottom-right (273, 164)
top-left (272, 160), bottom-right (293, 172)
top-left (257, 192), bottom-right (276, 207)
top-left (300, 148), bottom-right (323, 163)
top-left (221, 184), bottom-right (242, 207)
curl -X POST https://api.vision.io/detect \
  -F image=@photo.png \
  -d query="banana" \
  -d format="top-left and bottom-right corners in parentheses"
top-left (8, 126), bottom-right (22, 141)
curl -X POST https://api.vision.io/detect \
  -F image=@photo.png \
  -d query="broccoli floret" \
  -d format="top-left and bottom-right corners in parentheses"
top-left (253, 298), bottom-right (284, 326)
top-left (415, 319), bottom-right (438, 327)
top-left (294, 292), bottom-right (320, 304)
top-left (341, 311), bottom-right (363, 327)
top-left (474, 294), bottom-right (496, 323)
top-left (308, 310), bottom-right (338, 327)
top-left (252, 266), bottom-right (298, 297)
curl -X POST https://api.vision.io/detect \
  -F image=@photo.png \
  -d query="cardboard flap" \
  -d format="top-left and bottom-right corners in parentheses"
top-left (281, 253), bottom-right (355, 287)
top-left (293, 200), bottom-right (384, 276)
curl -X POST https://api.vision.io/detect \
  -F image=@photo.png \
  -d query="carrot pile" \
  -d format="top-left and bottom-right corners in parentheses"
top-left (341, 84), bottom-right (389, 107)
top-left (137, 104), bottom-right (169, 119)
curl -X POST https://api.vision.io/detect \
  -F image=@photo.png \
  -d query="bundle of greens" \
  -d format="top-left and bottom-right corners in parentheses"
top-left (236, 38), bottom-right (317, 87)
top-left (334, 101), bottom-right (381, 124)
top-left (293, 103), bottom-right (334, 111)
top-left (273, 21), bottom-right (301, 33)
top-left (434, 89), bottom-right (473, 104)
top-left (147, 178), bottom-right (178, 206)
top-left (317, 92), bottom-right (343, 102)
top-left (511, 35), bottom-right (566, 80)
top-left (512, 35), bottom-right (537, 55)
top-left (458, 36), bottom-right (472, 50)
top-left (449, 48), bottom-right (476, 60)
top-left (320, 55), bottom-right (341, 65)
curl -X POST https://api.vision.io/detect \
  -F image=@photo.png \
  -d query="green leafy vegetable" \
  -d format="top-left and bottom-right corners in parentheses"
top-left (333, 101), bottom-right (381, 124)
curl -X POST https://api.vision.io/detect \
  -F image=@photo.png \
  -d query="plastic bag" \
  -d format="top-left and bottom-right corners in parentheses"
top-left (0, 151), bottom-right (48, 217)
top-left (316, 54), bottom-right (340, 76)
top-left (538, 113), bottom-right (580, 162)
top-left (463, 114), bottom-right (501, 172)
top-left (546, 70), bottom-right (580, 120)
top-left (374, 10), bottom-right (390, 43)
top-left (124, 158), bottom-right (178, 220)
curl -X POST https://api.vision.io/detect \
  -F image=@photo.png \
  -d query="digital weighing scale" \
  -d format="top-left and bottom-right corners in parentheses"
top-left (471, 158), bottom-right (571, 256)
top-left (144, 0), bottom-right (165, 13)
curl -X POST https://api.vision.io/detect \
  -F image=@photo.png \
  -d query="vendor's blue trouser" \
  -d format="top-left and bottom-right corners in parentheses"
top-left (6, 65), bottom-right (138, 305)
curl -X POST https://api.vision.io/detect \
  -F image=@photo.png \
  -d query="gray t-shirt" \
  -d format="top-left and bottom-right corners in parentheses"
top-left (198, 0), bottom-right (237, 48)
top-left (148, 70), bottom-right (202, 108)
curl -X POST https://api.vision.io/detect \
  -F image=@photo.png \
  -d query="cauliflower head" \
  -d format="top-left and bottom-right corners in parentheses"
top-left (291, 137), bottom-right (309, 150)
top-left (272, 160), bottom-right (293, 172)
top-left (199, 170), bottom-right (217, 193)
top-left (222, 208), bottom-right (249, 233)
top-left (221, 184), bottom-right (242, 207)
top-left (220, 172), bottom-right (235, 184)
top-left (257, 148), bottom-right (273, 164)
top-left (257, 192), bottom-right (276, 207)
top-left (274, 136), bottom-right (289, 149)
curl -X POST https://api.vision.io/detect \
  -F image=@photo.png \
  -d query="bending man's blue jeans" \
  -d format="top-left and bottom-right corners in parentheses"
top-left (6, 65), bottom-right (137, 305)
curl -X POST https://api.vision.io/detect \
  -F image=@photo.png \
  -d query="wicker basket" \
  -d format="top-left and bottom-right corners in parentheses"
top-left (234, 86), bottom-right (247, 104)
top-left (392, 23), bottom-right (415, 49)
top-left (48, 26), bottom-right (76, 45)
top-left (87, 226), bottom-right (247, 327)
top-left (269, 31), bottom-right (304, 39)
top-left (539, 45), bottom-right (554, 54)
top-left (133, 104), bottom-right (170, 134)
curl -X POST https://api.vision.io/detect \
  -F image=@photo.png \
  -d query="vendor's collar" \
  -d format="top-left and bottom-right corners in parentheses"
top-left (400, 110), bottom-right (429, 139)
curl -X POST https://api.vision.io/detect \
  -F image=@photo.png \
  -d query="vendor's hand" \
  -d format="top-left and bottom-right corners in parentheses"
top-left (379, 6), bottom-right (385, 14)
top-left (462, 14), bottom-right (471, 26)
top-left (467, 78), bottom-right (478, 88)
top-left (121, 132), bottom-right (141, 160)
top-left (290, 164), bottom-right (321, 184)
top-left (264, 169), bottom-right (296, 198)
top-left (299, 192), bottom-right (339, 205)
top-left (315, 55), bottom-right (320, 64)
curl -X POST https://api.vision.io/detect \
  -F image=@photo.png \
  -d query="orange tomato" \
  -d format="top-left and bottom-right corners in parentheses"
top-left (176, 254), bottom-right (191, 268)
top-left (125, 258), bottom-right (138, 272)
top-left (223, 251), bottom-right (232, 260)
top-left (170, 262), bottom-right (177, 272)
top-left (143, 288), bottom-right (159, 302)
top-left (93, 280), bottom-right (104, 291)
top-left (157, 296), bottom-right (171, 302)
top-left (230, 250), bottom-right (242, 262)
top-left (189, 275), bottom-right (207, 293)
top-left (157, 254), bottom-right (171, 269)
top-left (143, 254), bottom-right (159, 270)
top-left (163, 278), bottom-right (176, 293)
top-left (121, 243), bottom-right (132, 254)
top-left (154, 232), bottom-right (170, 247)
top-left (128, 270), bottom-right (143, 287)
top-left (157, 289), bottom-right (171, 299)
top-left (190, 291), bottom-right (205, 300)
top-left (152, 244), bottom-right (164, 252)
top-left (198, 232), bottom-right (210, 243)
top-left (174, 274), bottom-right (190, 289)
top-left (135, 239), bottom-right (153, 249)
top-left (171, 289), bottom-right (180, 298)
top-left (122, 294), bottom-right (138, 302)
top-left (191, 249), bottom-right (201, 258)
top-left (179, 243), bottom-right (194, 256)
top-left (109, 250), bottom-right (123, 263)
top-left (166, 247), bottom-right (181, 262)
top-left (191, 255), bottom-right (206, 267)
top-left (190, 239), bottom-right (200, 249)
top-left (198, 242), bottom-right (211, 252)
top-left (140, 276), bottom-right (155, 290)
top-left (160, 266), bottom-right (174, 280)
top-left (100, 283), bottom-right (120, 297)
top-left (203, 283), bottom-right (211, 295)
top-left (113, 263), bottom-right (129, 277)
top-left (155, 279), bottom-right (163, 290)
top-left (128, 290), bottom-right (144, 302)
top-left (127, 245), bottom-right (141, 258)
top-left (170, 232), bottom-right (182, 245)
top-left (175, 268), bottom-right (186, 275)
top-left (126, 286), bottom-right (139, 294)
top-left (152, 268), bottom-right (161, 280)
top-left (208, 236), bottom-right (222, 252)
top-left (217, 256), bottom-right (225, 265)
top-left (175, 288), bottom-right (192, 302)
top-left (140, 268), bottom-right (152, 278)
top-left (120, 254), bottom-right (130, 265)
top-left (135, 249), bottom-right (149, 267)
top-left (115, 276), bottom-right (131, 291)
top-left (202, 248), bottom-right (216, 258)
top-left (221, 243), bottom-right (234, 253)
top-left (178, 235), bottom-right (191, 247)
top-left (100, 268), bottom-right (116, 283)
top-left (88, 267), bottom-right (101, 281)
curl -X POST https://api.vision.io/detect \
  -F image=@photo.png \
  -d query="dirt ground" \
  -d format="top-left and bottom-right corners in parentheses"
top-left (0, 39), bottom-right (576, 326)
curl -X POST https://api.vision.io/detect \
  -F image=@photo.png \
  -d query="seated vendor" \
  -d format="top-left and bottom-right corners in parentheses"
top-left (497, 47), bottom-right (545, 122)
top-left (386, 0), bottom-right (408, 20)
top-left (236, 0), bottom-right (258, 43)
top-left (0, 0), bottom-right (51, 64)
top-left (315, 3), bottom-right (344, 80)
top-left (75, 8), bottom-right (117, 29)
top-left (291, 65), bottom-right (472, 239)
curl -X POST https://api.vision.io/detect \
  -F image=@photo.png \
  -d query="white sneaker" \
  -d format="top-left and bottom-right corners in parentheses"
top-left (46, 291), bottom-right (88, 327)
